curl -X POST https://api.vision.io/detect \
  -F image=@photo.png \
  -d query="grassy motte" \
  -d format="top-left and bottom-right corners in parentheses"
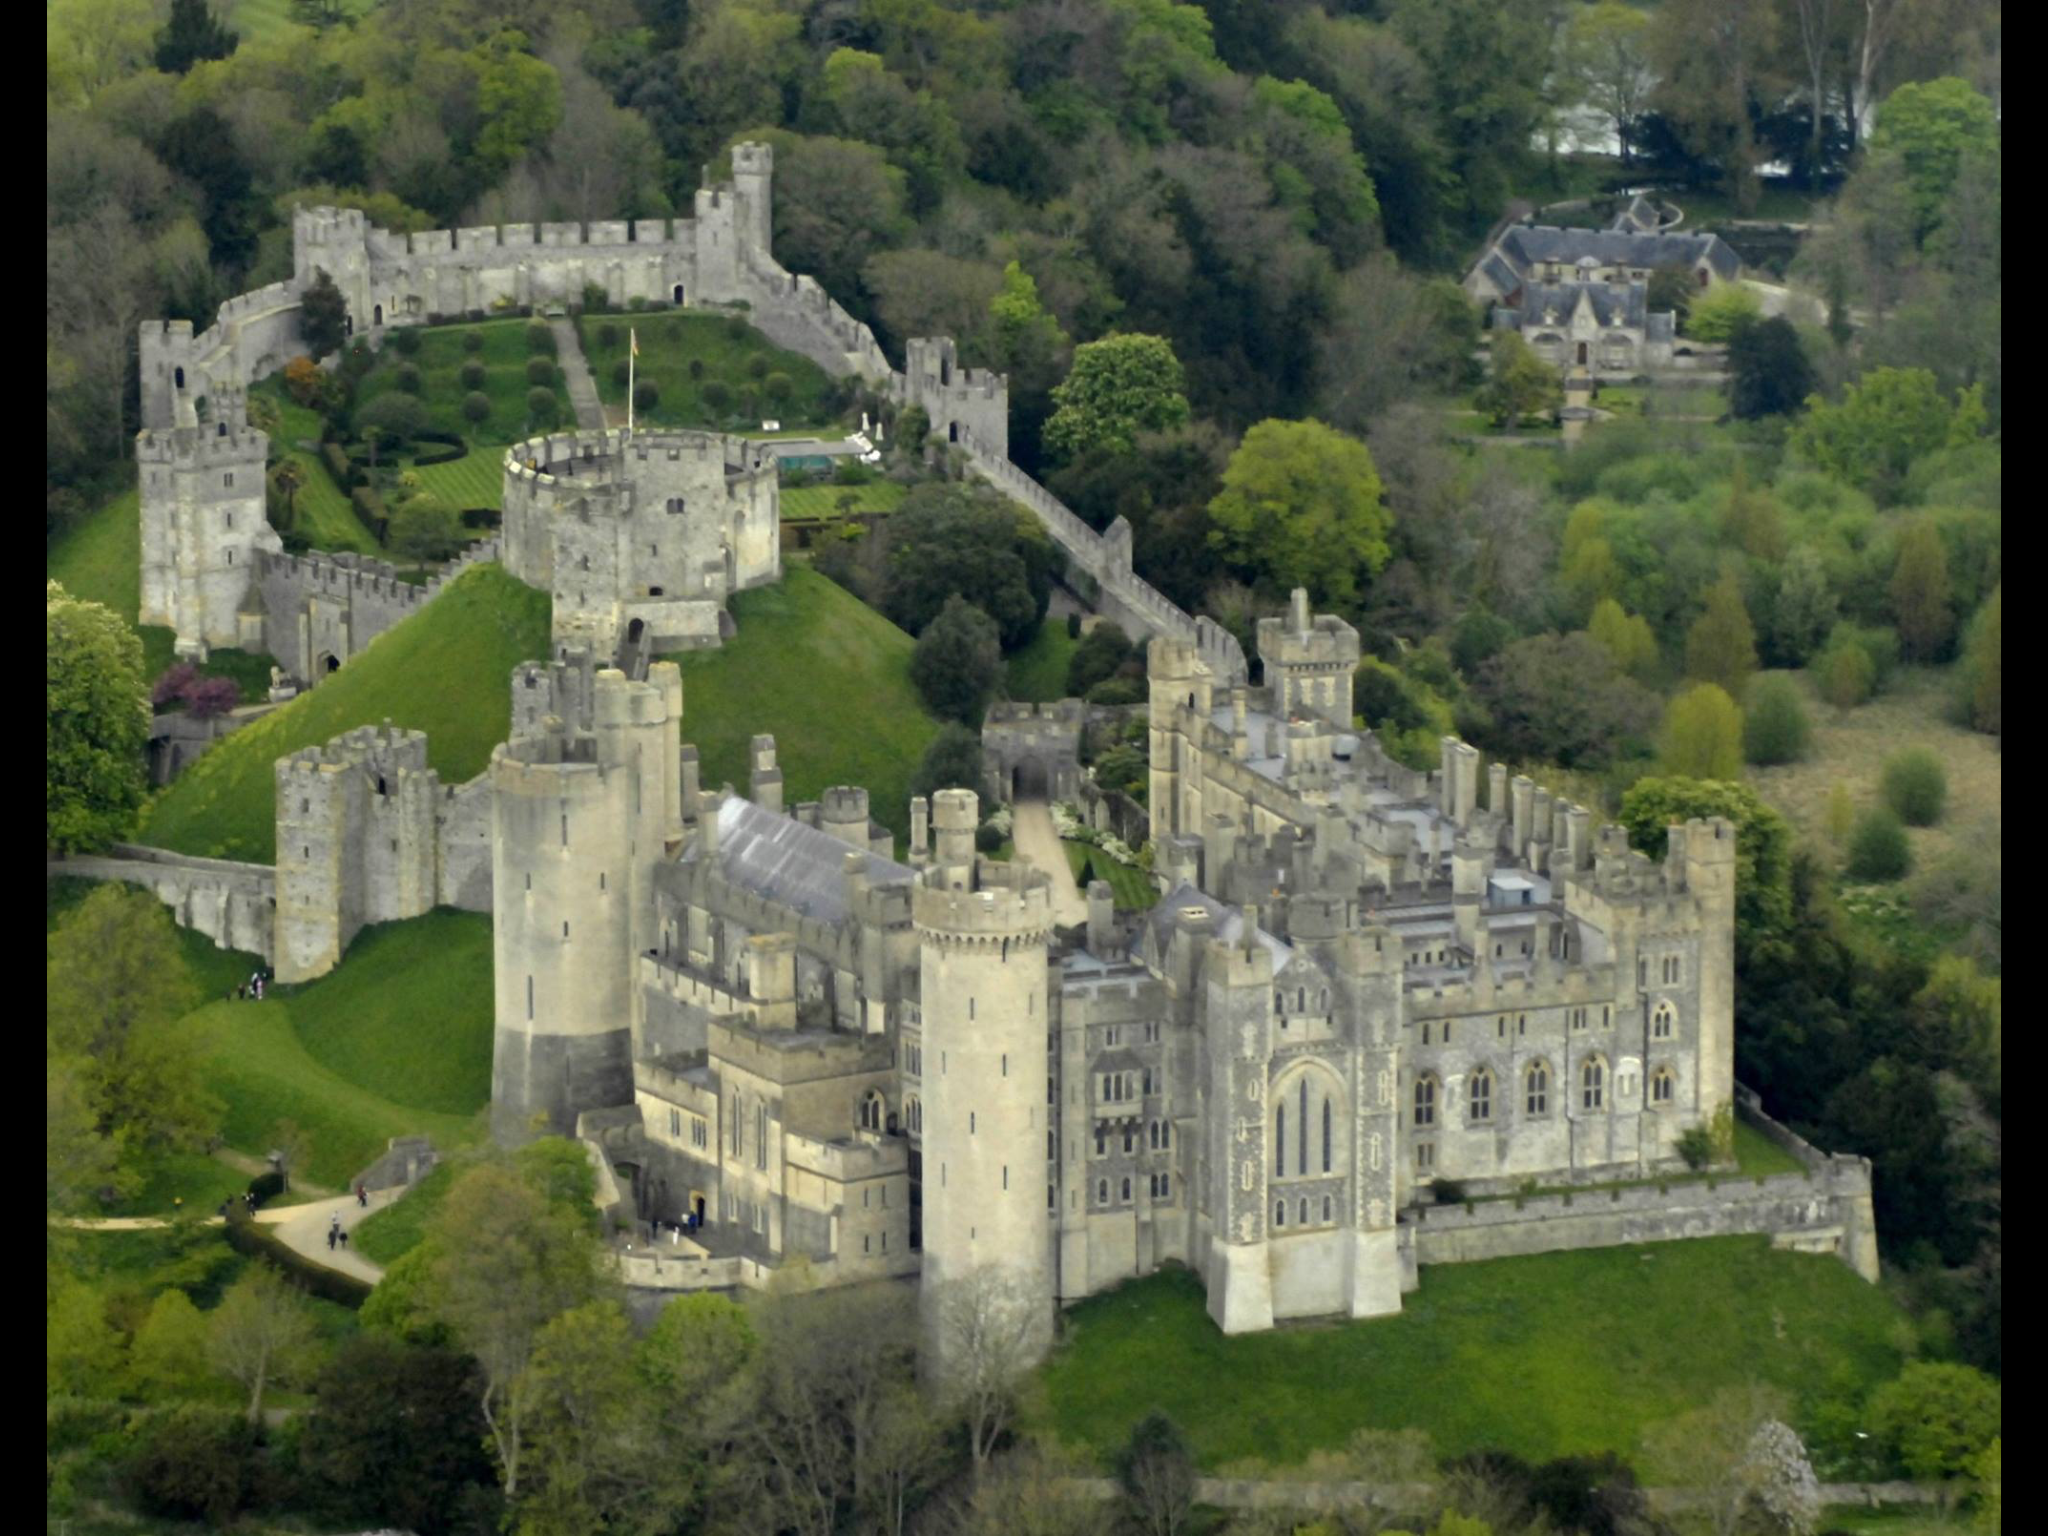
top-left (579, 312), bottom-right (838, 431)
top-left (1033, 1238), bottom-right (1906, 1476)
top-left (139, 564), bottom-right (550, 862)
top-left (664, 565), bottom-right (940, 845)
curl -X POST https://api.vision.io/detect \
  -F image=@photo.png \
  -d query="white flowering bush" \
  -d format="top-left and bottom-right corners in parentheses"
top-left (983, 804), bottom-right (1013, 836)
top-left (1099, 833), bottom-right (1138, 865)
top-left (1742, 1419), bottom-right (1821, 1536)
top-left (1050, 802), bottom-right (1085, 839)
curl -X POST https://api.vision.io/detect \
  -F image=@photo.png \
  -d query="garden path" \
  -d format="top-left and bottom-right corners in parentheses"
top-left (1010, 798), bottom-right (1089, 928)
top-left (551, 319), bottom-right (609, 430)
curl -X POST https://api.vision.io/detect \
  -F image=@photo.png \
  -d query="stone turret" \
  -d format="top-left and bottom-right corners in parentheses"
top-left (489, 666), bottom-right (678, 1144)
top-left (913, 853), bottom-right (1057, 1371)
top-left (1257, 589), bottom-right (1361, 731)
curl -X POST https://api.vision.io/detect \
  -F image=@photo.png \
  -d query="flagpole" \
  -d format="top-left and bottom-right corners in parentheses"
top-left (627, 327), bottom-right (635, 436)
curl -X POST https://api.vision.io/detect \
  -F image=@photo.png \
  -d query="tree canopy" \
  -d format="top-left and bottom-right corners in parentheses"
top-left (47, 581), bottom-right (149, 854)
top-left (1043, 334), bottom-right (1191, 460)
top-left (1205, 418), bottom-right (1391, 609)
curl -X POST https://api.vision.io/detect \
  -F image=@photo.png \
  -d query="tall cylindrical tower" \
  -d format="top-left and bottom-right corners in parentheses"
top-left (490, 745), bottom-right (637, 1144)
top-left (913, 845), bottom-right (1056, 1370)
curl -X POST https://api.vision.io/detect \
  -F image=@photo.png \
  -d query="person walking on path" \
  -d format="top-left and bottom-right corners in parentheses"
top-left (327, 1226), bottom-right (336, 1251)
top-left (338, 1229), bottom-right (349, 1250)
top-left (357, 1184), bottom-right (368, 1208)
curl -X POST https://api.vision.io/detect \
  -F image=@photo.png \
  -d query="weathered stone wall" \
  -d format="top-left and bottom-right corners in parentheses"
top-left (55, 845), bottom-right (275, 965)
top-left (1398, 1155), bottom-right (1878, 1282)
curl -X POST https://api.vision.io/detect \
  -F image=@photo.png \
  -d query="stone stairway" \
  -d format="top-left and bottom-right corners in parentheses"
top-left (551, 318), bottom-right (608, 430)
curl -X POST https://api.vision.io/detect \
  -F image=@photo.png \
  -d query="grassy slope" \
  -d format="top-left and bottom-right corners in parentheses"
top-left (1006, 616), bottom-right (1080, 703)
top-left (50, 880), bottom-right (489, 1198)
top-left (352, 1157), bottom-right (458, 1265)
top-left (140, 563), bottom-right (551, 861)
top-left (175, 924), bottom-right (492, 1188)
top-left (665, 564), bottom-right (940, 844)
top-left (579, 312), bottom-right (838, 431)
top-left (1034, 1238), bottom-right (1905, 1477)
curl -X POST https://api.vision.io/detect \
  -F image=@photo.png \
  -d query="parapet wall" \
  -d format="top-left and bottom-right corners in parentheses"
top-left (55, 845), bottom-right (275, 966)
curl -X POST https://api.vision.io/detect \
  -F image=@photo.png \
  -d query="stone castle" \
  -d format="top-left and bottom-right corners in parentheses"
top-left (469, 593), bottom-right (1874, 1361)
top-left (135, 142), bottom-right (1188, 695)
top-left (112, 148), bottom-right (1879, 1369)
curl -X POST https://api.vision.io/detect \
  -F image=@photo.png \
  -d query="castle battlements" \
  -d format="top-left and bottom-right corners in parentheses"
top-left (912, 871), bottom-right (1057, 941)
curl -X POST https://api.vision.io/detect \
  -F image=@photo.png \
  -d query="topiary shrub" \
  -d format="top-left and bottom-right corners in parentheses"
top-left (526, 319), bottom-right (556, 356)
top-left (611, 358), bottom-right (630, 386)
top-left (688, 357), bottom-right (705, 380)
top-left (745, 354), bottom-right (769, 380)
top-left (1880, 747), bottom-right (1947, 826)
top-left (1743, 674), bottom-right (1811, 765)
top-left (527, 386), bottom-right (560, 429)
top-left (976, 821), bottom-right (1005, 854)
top-left (392, 326), bottom-right (421, 356)
top-left (462, 391), bottom-right (491, 424)
top-left (525, 356), bottom-right (557, 388)
top-left (633, 380), bottom-right (659, 411)
top-left (395, 363), bottom-right (423, 395)
top-left (462, 330), bottom-right (485, 353)
top-left (597, 322), bottom-right (620, 350)
top-left (460, 359), bottom-right (486, 390)
top-left (246, 1170), bottom-right (284, 1207)
top-left (702, 380), bottom-right (732, 413)
top-left (1846, 808), bottom-right (1911, 881)
top-left (764, 370), bottom-right (793, 404)
top-left (724, 314), bottom-right (748, 342)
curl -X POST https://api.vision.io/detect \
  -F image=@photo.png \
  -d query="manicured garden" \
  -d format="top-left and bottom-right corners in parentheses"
top-left (578, 311), bottom-right (840, 432)
top-left (354, 317), bottom-right (565, 447)
top-left (1066, 840), bottom-right (1157, 911)
top-left (663, 564), bottom-right (941, 846)
top-left (139, 563), bottom-right (551, 862)
top-left (1032, 1237), bottom-right (1908, 1478)
top-left (780, 477), bottom-right (906, 522)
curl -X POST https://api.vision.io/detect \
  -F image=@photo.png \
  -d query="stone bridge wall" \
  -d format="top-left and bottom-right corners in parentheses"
top-left (53, 844), bottom-right (275, 965)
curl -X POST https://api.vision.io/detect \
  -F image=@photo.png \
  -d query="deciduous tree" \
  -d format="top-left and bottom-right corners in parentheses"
top-left (1685, 570), bottom-right (1759, 694)
top-left (1205, 419), bottom-right (1391, 609)
top-left (911, 596), bottom-right (1004, 725)
top-left (1889, 519), bottom-right (1954, 661)
top-left (47, 582), bottom-right (149, 854)
top-left (209, 1264), bottom-right (317, 1424)
top-left (1660, 683), bottom-right (1744, 781)
top-left (1476, 331), bottom-right (1560, 430)
top-left (1044, 335), bottom-right (1191, 461)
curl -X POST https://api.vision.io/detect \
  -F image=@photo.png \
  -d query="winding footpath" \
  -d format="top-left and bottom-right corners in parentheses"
top-left (57, 1187), bottom-right (397, 1285)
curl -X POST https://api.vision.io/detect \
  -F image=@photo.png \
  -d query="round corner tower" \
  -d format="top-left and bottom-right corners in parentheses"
top-left (912, 791), bottom-right (1057, 1371)
top-left (489, 667), bottom-right (676, 1145)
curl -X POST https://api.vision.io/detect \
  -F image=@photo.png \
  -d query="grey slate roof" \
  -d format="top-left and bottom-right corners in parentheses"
top-left (1513, 280), bottom-right (1650, 329)
top-left (1495, 225), bottom-right (1740, 281)
top-left (1146, 881), bottom-right (1294, 966)
top-left (689, 796), bottom-right (913, 922)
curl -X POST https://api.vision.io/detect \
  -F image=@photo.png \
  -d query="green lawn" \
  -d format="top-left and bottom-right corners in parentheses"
top-left (353, 1157), bottom-right (458, 1266)
top-left (1033, 1238), bottom-right (1906, 1478)
top-left (1065, 841), bottom-right (1157, 910)
top-left (357, 318), bottom-right (563, 447)
top-left (780, 478), bottom-right (906, 522)
top-left (98, 1152), bottom-right (256, 1221)
top-left (251, 379), bottom-right (383, 555)
top-left (407, 444), bottom-right (506, 511)
top-left (1007, 618), bottom-right (1081, 703)
top-left (139, 563), bottom-right (551, 862)
top-left (665, 564), bottom-right (941, 846)
top-left (579, 312), bottom-right (840, 433)
top-left (287, 911), bottom-right (494, 1117)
